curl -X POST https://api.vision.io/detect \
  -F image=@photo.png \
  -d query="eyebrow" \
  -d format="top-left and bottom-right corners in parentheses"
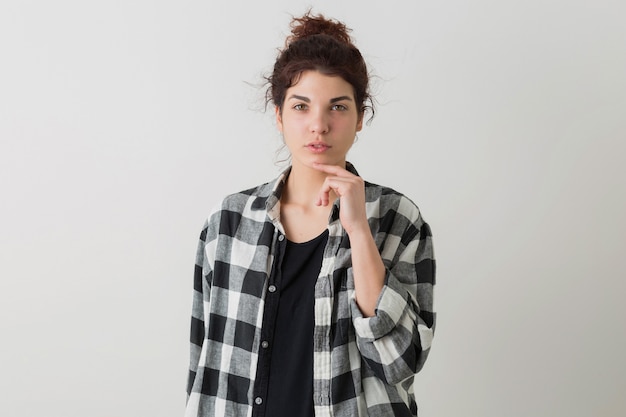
top-left (287, 94), bottom-right (353, 103)
top-left (330, 96), bottom-right (353, 103)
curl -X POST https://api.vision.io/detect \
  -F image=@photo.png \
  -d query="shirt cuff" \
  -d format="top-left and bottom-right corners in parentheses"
top-left (350, 271), bottom-right (413, 341)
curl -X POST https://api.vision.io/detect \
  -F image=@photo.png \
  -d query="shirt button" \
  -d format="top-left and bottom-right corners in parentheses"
top-left (278, 234), bottom-right (285, 241)
top-left (255, 397), bottom-right (263, 405)
top-left (268, 285), bottom-right (277, 293)
top-left (261, 341), bottom-right (269, 348)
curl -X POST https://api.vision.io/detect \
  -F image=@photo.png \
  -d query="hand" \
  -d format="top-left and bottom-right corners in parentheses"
top-left (314, 163), bottom-right (385, 316)
top-left (313, 163), bottom-right (369, 236)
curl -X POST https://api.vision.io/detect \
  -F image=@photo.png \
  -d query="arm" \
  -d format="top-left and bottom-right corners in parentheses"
top-left (313, 163), bottom-right (435, 384)
top-left (187, 222), bottom-right (210, 398)
top-left (351, 204), bottom-right (436, 385)
top-left (345, 224), bottom-right (386, 317)
top-left (313, 162), bottom-right (385, 316)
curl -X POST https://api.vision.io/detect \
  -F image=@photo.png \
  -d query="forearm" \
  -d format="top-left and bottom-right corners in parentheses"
top-left (348, 226), bottom-right (386, 317)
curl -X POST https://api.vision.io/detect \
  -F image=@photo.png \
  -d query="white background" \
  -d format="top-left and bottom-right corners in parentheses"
top-left (1, 1), bottom-right (625, 416)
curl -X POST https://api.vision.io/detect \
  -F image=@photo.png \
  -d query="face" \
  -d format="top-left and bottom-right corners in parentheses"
top-left (276, 70), bottom-right (363, 170)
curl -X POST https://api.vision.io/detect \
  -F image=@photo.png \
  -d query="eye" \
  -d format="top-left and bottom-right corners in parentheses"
top-left (331, 104), bottom-right (348, 111)
top-left (293, 103), bottom-right (307, 111)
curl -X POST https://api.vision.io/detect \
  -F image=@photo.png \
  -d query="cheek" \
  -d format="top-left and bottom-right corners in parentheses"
top-left (338, 118), bottom-right (359, 132)
top-left (281, 116), bottom-right (306, 133)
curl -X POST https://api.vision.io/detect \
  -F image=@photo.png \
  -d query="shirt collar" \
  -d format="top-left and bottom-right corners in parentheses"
top-left (251, 162), bottom-right (360, 223)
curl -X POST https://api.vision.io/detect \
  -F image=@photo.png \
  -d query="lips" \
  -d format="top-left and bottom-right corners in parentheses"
top-left (306, 142), bottom-right (331, 153)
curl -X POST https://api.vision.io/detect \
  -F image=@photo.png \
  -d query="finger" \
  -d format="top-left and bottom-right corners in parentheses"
top-left (317, 181), bottom-right (332, 206)
top-left (317, 177), bottom-right (351, 206)
top-left (312, 163), bottom-right (353, 178)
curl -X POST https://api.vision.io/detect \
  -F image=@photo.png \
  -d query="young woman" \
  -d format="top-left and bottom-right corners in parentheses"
top-left (185, 12), bottom-right (435, 417)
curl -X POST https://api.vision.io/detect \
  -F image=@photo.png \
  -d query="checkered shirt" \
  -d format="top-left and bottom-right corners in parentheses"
top-left (185, 163), bottom-right (436, 417)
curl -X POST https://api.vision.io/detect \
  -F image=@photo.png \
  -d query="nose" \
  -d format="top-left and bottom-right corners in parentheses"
top-left (310, 109), bottom-right (329, 134)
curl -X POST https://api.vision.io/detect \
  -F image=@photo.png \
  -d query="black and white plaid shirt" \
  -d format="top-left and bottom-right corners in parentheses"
top-left (186, 163), bottom-right (435, 417)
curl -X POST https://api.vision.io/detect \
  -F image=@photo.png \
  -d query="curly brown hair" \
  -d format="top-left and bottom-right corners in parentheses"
top-left (266, 11), bottom-right (374, 120)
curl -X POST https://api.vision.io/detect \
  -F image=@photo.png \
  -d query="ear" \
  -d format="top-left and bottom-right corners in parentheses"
top-left (275, 106), bottom-right (283, 132)
top-left (356, 111), bottom-right (364, 132)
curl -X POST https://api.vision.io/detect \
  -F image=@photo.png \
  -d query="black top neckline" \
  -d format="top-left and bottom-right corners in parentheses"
top-left (287, 229), bottom-right (329, 246)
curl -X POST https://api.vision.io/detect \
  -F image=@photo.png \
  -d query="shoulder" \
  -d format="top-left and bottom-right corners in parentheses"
top-left (218, 181), bottom-right (274, 212)
top-left (363, 180), bottom-right (423, 223)
top-left (200, 178), bottom-right (277, 233)
top-left (348, 162), bottom-right (423, 222)
top-left (206, 173), bottom-right (280, 216)
top-left (363, 180), bottom-right (434, 248)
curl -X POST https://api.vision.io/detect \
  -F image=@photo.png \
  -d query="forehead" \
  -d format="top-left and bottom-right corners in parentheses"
top-left (288, 70), bottom-right (355, 99)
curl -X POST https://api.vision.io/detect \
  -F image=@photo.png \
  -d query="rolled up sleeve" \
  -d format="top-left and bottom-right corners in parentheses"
top-left (351, 213), bottom-right (435, 385)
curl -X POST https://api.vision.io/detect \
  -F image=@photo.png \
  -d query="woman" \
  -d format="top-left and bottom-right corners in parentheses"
top-left (186, 12), bottom-right (435, 417)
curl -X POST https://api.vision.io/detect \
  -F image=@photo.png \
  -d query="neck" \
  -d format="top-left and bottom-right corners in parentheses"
top-left (282, 162), bottom-right (339, 206)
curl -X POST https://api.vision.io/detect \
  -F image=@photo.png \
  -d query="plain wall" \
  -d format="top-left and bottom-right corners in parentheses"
top-left (1, 1), bottom-right (625, 416)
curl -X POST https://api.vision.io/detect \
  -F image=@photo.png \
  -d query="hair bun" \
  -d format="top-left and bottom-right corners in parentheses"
top-left (287, 11), bottom-right (353, 46)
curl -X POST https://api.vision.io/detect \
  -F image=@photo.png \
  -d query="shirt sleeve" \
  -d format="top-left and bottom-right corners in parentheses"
top-left (187, 220), bottom-right (211, 398)
top-left (350, 201), bottom-right (436, 385)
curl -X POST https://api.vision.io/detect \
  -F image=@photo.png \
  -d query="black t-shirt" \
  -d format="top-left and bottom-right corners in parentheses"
top-left (264, 230), bottom-right (329, 417)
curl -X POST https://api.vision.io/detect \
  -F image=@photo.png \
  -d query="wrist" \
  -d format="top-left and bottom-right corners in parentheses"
top-left (345, 221), bottom-right (371, 240)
